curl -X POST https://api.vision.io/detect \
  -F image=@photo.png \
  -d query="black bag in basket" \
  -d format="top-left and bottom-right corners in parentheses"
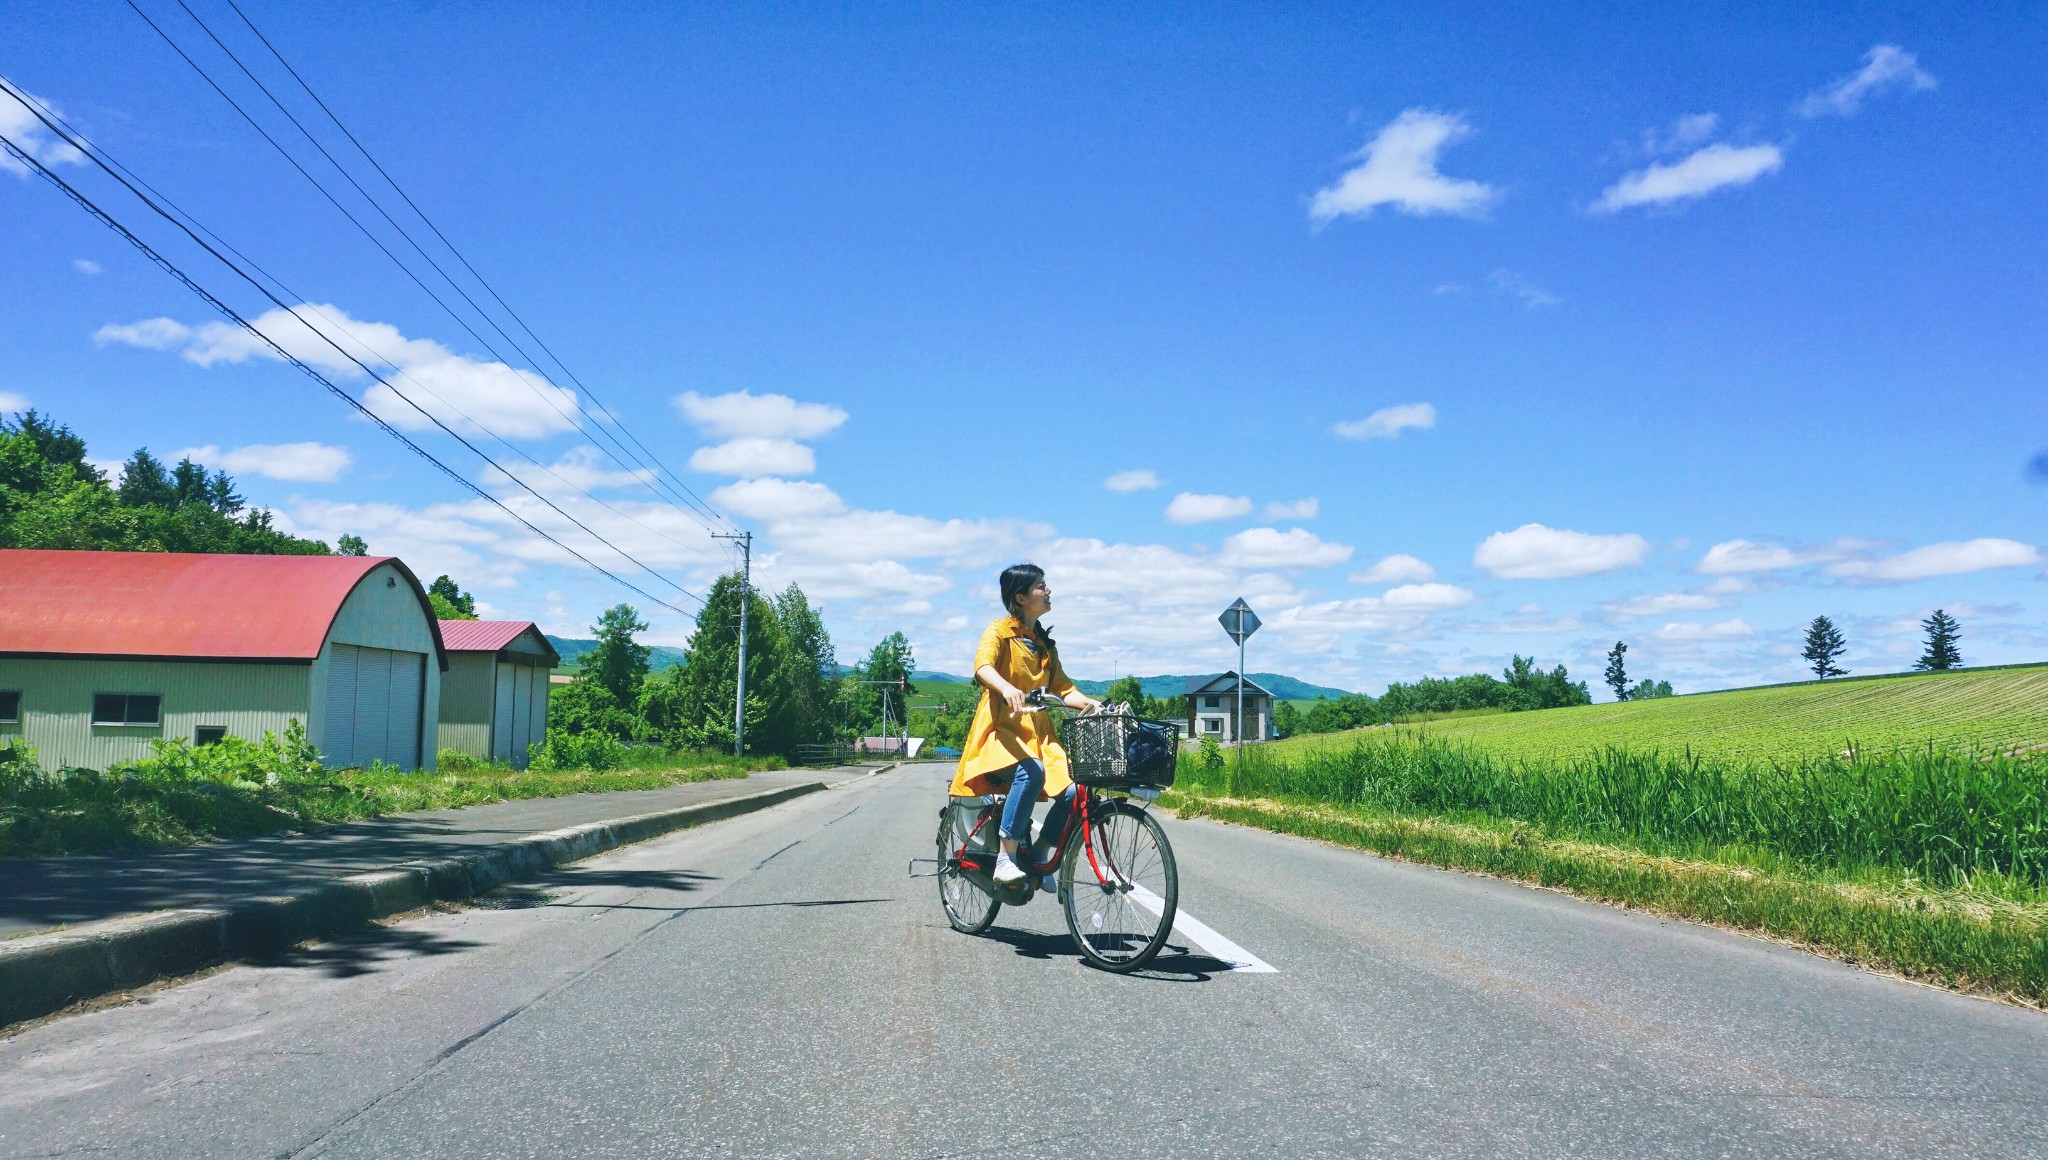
top-left (1124, 722), bottom-right (1176, 787)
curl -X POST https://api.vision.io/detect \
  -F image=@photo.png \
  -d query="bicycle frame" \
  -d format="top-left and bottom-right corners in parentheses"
top-left (942, 785), bottom-right (1129, 905)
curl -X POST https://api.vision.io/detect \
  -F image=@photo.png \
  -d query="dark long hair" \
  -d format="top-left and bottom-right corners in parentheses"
top-left (998, 563), bottom-right (1055, 649)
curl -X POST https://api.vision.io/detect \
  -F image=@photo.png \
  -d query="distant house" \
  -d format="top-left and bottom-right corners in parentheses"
top-left (855, 735), bottom-right (924, 759)
top-left (0, 549), bottom-right (445, 771)
top-left (1184, 671), bottom-right (1275, 743)
top-left (437, 621), bottom-right (558, 768)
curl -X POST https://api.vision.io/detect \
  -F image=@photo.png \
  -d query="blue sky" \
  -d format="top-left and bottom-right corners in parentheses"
top-left (4, 2), bottom-right (2044, 694)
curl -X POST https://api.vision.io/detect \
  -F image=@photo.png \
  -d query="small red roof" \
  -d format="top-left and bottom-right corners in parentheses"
top-left (438, 619), bottom-right (558, 662)
top-left (0, 549), bottom-right (443, 663)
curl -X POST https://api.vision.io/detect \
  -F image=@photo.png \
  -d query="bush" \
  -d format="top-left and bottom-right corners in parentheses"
top-left (435, 748), bottom-right (515, 774)
top-left (528, 728), bottom-right (630, 772)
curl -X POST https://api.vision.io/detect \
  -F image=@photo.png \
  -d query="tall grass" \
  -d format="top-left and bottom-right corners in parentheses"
top-left (1179, 736), bottom-right (2048, 886)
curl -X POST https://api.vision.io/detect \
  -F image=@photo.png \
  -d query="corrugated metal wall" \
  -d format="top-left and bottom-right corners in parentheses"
top-left (307, 562), bottom-right (440, 770)
top-left (435, 652), bottom-right (496, 760)
top-left (0, 658), bottom-right (309, 770)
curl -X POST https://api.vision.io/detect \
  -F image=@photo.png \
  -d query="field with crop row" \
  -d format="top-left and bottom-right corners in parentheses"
top-left (1270, 664), bottom-right (2048, 766)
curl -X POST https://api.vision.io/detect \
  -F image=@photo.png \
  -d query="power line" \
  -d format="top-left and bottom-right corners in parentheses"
top-left (142, 0), bottom-right (738, 535)
top-left (0, 125), bottom-right (701, 615)
top-left (0, 82), bottom-right (722, 570)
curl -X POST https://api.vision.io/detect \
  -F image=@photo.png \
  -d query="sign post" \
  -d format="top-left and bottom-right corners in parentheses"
top-left (1218, 597), bottom-right (1261, 791)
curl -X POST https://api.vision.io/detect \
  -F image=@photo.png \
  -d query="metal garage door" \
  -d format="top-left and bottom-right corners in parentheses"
top-left (324, 644), bottom-right (426, 769)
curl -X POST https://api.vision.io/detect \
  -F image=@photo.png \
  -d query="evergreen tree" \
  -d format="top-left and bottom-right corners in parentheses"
top-left (848, 632), bottom-right (916, 735)
top-left (584, 604), bottom-right (651, 708)
top-left (427, 575), bottom-right (477, 619)
top-left (772, 583), bottom-right (842, 747)
top-left (1604, 641), bottom-right (1630, 702)
top-left (117, 450), bottom-right (176, 508)
top-left (642, 575), bottom-right (794, 754)
top-left (1801, 616), bottom-right (1850, 679)
top-left (1914, 609), bottom-right (1963, 671)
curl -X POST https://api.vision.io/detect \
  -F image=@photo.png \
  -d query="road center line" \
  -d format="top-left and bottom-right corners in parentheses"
top-left (1128, 884), bottom-right (1278, 973)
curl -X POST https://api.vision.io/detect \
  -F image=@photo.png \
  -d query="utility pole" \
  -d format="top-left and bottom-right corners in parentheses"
top-left (714, 530), bottom-right (752, 757)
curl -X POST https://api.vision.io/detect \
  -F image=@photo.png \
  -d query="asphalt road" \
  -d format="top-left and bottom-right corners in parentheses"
top-left (4, 764), bottom-right (2046, 1158)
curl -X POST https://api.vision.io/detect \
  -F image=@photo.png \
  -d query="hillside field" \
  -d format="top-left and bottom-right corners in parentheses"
top-left (1271, 664), bottom-right (2048, 766)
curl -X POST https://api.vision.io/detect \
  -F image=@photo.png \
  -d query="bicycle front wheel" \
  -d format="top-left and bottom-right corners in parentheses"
top-left (937, 809), bottom-right (1001, 934)
top-left (1060, 799), bottom-right (1177, 972)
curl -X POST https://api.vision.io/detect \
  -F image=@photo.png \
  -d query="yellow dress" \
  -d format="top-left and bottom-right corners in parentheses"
top-left (947, 615), bottom-right (1079, 800)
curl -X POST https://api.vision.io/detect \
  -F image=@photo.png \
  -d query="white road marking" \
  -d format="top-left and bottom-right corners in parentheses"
top-left (1128, 884), bottom-right (1278, 973)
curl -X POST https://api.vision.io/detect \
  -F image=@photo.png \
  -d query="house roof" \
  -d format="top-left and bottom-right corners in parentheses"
top-left (438, 620), bottom-right (560, 663)
top-left (1185, 671), bottom-right (1274, 698)
top-left (0, 549), bottom-right (445, 664)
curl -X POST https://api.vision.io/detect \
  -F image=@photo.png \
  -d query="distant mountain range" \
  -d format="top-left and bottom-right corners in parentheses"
top-left (549, 643), bottom-right (1353, 701)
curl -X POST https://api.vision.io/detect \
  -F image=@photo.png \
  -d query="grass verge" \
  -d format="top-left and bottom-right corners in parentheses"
top-left (1160, 789), bottom-right (2048, 1006)
top-left (1, 741), bottom-right (783, 859)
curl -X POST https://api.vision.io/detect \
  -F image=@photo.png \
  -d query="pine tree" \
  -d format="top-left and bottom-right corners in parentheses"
top-left (1604, 641), bottom-right (1629, 702)
top-left (1801, 615), bottom-right (1849, 679)
top-left (1914, 609), bottom-right (1963, 671)
top-left (584, 604), bottom-right (651, 708)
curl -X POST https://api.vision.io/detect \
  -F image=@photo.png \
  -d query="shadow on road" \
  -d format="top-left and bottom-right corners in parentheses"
top-left (979, 927), bottom-right (1221, 981)
top-left (248, 924), bottom-right (483, 979)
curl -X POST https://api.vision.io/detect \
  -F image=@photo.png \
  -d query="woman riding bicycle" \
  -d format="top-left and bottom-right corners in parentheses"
top-left (949, 563), bottom-right (1100, 886)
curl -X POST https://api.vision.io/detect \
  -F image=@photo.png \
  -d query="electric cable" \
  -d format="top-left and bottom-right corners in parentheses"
top-left (0, 126), bottom-right (700, 614)
top-left (0, 99), bottom-right (704, 614)
top-left (144, 0), bottom-right (738, 533)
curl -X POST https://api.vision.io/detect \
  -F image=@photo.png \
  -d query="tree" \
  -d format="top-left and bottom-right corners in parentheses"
top-left (336, 533), bottom-right (368, 556)
top-left (1604, 641), bottom-right (1630, 702)
top-left (427, 575), bottom-right (477, 620)
top-left (1801, 616), bottom-right (1849, 679)
top-left (1627, 679), bottom-right (1674, 699)
top-left (1914, 609), bottom-right (1963, 671)
top-left (584, 604), bottom-right (651, 708)
top-left (1104, 675), bottom-right (1145, 711)
top-left (848, 632), bottom-right (916, 736)
top-left (548, 679), bottom-right (635, 740)
top-left (1272, 700), bottom-right (1302, 738)
top-left (643, 574), bottom-right (795, 754)
top-left (773, 583), bottom-right (842, 748)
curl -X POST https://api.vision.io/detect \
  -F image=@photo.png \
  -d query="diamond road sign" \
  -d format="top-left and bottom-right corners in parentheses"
top-left (1219, 597), bottom-right (1260, 644)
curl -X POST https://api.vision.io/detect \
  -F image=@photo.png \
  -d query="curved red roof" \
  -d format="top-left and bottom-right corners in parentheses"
top-left (0, 549), bottom-right (445, 663)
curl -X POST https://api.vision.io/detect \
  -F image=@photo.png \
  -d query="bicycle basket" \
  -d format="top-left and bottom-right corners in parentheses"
top-left (1062, 713), bottom-right (1179, 788)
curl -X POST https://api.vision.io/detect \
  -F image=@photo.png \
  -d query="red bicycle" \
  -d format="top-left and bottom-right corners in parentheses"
top-left (922, 692), bottom-right (1181, 972)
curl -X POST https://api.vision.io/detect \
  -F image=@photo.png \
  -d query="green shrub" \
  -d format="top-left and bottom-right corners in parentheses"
top-left (528, 728), bottom-right (630, 772)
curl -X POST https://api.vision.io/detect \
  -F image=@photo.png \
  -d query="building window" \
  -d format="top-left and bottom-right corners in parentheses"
top-left (91, 693), bottom-right (161, 727)
top-left (1202, 718), bottom-right (1221, 733)
top-left (1203, 696), bottom-right (1220, 708)
top-left (194, 725), bottom-right (227, 746)
top-left (0, 690), bottom-right (19, 724)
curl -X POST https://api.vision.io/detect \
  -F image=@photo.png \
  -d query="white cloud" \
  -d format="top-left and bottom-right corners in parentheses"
top-left (0, 88), bottom-right (86, 178)
top-left (1165, 492), bottom-right (1252, 525)
top-left (1263, 497), bottom-right (1319, 520)
top-left (1593, 143), bottom-right (1784, 214)
top-left (489, 445), bottom-right (655, 493)
top-left (1308, 109), bottom-right (1498, 222)
top-left (72, 259), bottom-right (101, 276)
top-left (674, 390), bottom-right (847, 440)
top-left (1655, 618), bottom-right (1755, 642)
top-left (1799, 45), bottom-right (1936, 118)
top-left (1473, 523), bottom-right (1649, 579)
top-left (1827, 539), bottom-right (2040, 583)
top-left (1696, 538), bottom-right (1843, 574)
top-left (687, 437), bottom-right (815, 478)
top-left (1602, 591), bottom-right (1723, 620)
top-left (1648, 113), bottom-right (1720, 154)
top-left (1105, 469), bottom-right (1162, 493)
top-left (1350, 554), bottom-right (1435, 584)
top-left (95, 304), bottom-right (580, 439)
top-left (1487, 269), bottom-right (1559, 309)
top-left (178, 441), bottom-right (353, 483)
top-left (1334, 402), bottom-right (1436, 442)
top-left (709, 477), bottom-right (846, 521)
top-left (1218, 527), bottom-right (1353, 570)
top-left (1380, 582), bottom-right (1477, 610)
top-left (0, 391), bottom-right (26, 412)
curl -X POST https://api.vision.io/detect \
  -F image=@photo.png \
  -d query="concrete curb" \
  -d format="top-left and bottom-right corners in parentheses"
top-left (0, 779), bottom-right (827, 1029)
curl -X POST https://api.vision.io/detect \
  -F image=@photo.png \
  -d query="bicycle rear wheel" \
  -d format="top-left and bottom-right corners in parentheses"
top-left (1060, 799), bottom-right (1177, 972)
top-left (937, 809), bottom-right (1000, 934)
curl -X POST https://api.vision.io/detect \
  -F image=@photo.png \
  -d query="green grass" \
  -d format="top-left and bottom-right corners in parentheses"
top-left (0, 736), bottom-right (781, 859)
top-left (1171, 726), bottom-right (2048, 1001)
top-left (1275, 664), bottom-right (2048, 766)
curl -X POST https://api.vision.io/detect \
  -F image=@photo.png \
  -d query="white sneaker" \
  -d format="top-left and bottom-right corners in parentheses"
top-left (993, 852), bottom-right (1026, 884)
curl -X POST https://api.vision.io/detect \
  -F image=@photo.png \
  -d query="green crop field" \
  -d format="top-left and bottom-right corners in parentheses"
top-left (1271, 664), bottom-right (2048, 766)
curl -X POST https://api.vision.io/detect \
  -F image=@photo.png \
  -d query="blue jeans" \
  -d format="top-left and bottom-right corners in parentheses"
top-left (998, 758), bottom-right (1075, 851)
